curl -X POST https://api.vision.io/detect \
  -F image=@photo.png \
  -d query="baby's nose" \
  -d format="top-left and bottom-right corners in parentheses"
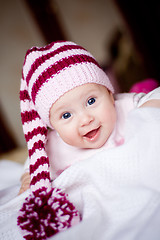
top-left (80, 112), bottom-right (94, 127)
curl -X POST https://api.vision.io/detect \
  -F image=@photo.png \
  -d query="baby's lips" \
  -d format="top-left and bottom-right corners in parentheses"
top-left (84, 127), bottom-right (100, 139)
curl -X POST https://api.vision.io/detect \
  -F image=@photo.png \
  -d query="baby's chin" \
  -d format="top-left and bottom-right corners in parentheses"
top-left (80, 140), bottom-right (108, 150)
top-left (62, 136), bottom-right (108, 149)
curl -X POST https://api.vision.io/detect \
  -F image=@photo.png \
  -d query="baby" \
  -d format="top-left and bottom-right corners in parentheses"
top-left (18, 40), bottom-right (160, 239)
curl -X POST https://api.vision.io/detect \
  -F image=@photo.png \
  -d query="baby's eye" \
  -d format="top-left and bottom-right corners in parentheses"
top-left (87, 97), bottom-right (96, 105)
top-left (62, 112), bottom-right (71, 119)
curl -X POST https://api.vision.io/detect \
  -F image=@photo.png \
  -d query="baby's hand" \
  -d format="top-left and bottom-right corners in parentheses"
top-left (18, 172), bottom-right (30, 195)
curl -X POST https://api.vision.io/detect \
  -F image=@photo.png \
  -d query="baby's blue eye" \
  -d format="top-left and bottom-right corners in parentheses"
top-left (88, 97), bottom-right (96, 105)
top-left (62, 112), bottom-right (71, 119)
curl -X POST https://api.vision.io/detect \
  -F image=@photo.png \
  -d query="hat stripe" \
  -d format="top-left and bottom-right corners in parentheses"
top-left (30, 156), bottom-right (49, 174)
top-left (26, 49), bottom-right (93, 100)
top-left (24, 40), bottom-right (70, 63)
top-left (20, 90), bottom-right (30, 101)
top-left (25, 41), bottom-right (55, 59)
top-left (22, 118), bottom-right (46, 136)
top-left (23, 41), bottom-right (58, 68)
top-left (30, 166), bottom-right (50, 183)
top-left (30, 163), bottom-right (49, 179)
top-left (30, 171), bottom-right (50, 186)
top-left (21, 110), bottom-right (40, 124)
top-left (25, 126), bottom-right (47, 142)
top-left (25, 45), bottom-right (85, 86)
top-left (31, 54), bottom-right (99, 103)
top-left (23, 41), bottom-right (77, 72)
top-left (30, 179), bottom-right (51, 192)
top-left (28, 140), bottom-right (45, 157)
top-left (28, 152), bottom-right (49, 174)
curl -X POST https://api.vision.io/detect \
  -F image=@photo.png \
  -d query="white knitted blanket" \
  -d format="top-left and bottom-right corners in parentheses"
top-left (1, 108), bottom-right (160, 240)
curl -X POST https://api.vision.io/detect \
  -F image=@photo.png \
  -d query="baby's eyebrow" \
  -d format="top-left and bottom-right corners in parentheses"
top-left (51, 103), bottom-right (65, 113)
top-left (53, 105), bottom-right (70, 117)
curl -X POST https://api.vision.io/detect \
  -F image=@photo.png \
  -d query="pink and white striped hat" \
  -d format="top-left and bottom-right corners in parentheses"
top-left (18, 40), bottom-right (114, 239)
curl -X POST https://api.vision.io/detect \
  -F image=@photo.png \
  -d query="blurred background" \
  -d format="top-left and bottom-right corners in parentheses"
top-left (0, 0), bottom-right (160, 158)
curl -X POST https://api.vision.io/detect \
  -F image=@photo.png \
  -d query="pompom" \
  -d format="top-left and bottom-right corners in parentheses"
top-left (17, 187), bottom-right (79, 240)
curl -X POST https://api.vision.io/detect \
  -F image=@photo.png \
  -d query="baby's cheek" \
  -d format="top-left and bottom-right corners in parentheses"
top-left (103, 108), bottom-right (116, 131)
top-left (59, 129), bottom-right (76, 146)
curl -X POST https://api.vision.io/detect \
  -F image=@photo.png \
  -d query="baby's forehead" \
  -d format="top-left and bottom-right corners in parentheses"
top-left (50, 83), bottom-right (108, 110)
top-left (62, 83), bottom-right (108, 96)
top-left (57, 83), bottom-right (107, 102)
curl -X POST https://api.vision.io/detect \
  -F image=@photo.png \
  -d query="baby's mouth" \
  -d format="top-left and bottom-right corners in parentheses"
top-left (84, 127), bottom-right (100, 141)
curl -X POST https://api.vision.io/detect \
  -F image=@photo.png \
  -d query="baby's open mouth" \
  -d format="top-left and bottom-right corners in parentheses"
top-left (84, 127), bottom-right (100, 140)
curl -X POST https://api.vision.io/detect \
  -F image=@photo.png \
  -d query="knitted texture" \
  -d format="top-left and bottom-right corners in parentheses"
top-left (18, 40), bottom-right (114, 239)
top-left (18, 188), bottom-right (78, 240)
top-left (22, 41), bottom-right (114, 128)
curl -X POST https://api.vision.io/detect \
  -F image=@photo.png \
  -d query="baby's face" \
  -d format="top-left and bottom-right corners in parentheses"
top-left (50, 83), bottom-right (116, 149)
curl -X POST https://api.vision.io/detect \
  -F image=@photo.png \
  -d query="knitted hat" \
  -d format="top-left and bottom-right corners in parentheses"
top-left (18, 40), bottom-right (114, 239)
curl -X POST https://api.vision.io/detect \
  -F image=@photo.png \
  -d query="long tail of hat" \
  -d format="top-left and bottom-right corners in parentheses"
top-left (18, 69), bottom-right (79, 239)
top-left (19, 76), bottom-right (50, 192)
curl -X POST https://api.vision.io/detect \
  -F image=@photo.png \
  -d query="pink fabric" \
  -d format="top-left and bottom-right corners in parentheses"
top-left (130, 78), bottom-right (159, 94)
